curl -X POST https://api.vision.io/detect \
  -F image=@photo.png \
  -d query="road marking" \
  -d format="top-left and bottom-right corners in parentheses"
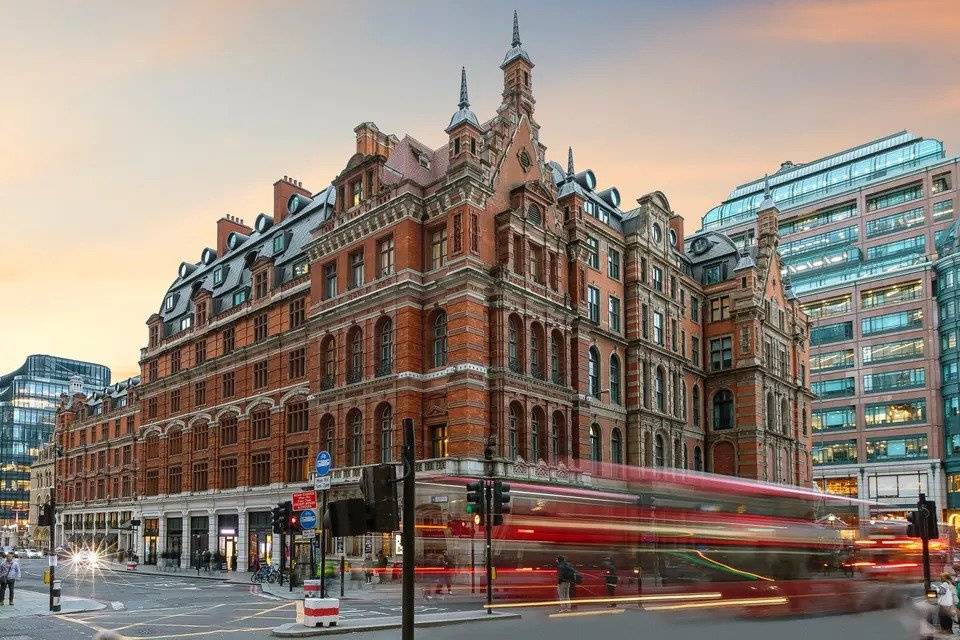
top-left (112, 602), bottom-right (232, 632)
top-left (234, 601), bottom-right (295, 622)
top-left (549, 609), bottom-right (626, 618)
top-left (140, 626), bottom-right (278, 639)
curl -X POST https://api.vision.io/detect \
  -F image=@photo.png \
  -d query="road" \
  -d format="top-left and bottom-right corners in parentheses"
top-left (3, 559), bottom-right (920, 639)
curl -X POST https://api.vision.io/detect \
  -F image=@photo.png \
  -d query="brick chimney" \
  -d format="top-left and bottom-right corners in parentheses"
top-left (668, 213), bottom-right (684, 252)
top-left (216, 214), bottom-right (252, 255)
top-left (273, 176), bottom-right (311, 223)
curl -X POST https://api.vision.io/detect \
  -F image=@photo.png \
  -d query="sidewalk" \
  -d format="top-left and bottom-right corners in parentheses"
top-left (0, 588), bottom-right (105, 619)
top-left (100, 561), bottom-right (250, 584)
top-left (260, 578), bottom-right (482, 605)
top-left (272, 610), bottom-right (521, 637)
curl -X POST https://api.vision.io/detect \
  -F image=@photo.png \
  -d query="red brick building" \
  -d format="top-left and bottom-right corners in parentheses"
top-left (54, 13), bottom-right (812, 570)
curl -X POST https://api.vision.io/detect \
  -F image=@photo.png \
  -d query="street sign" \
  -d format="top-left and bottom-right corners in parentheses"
top-left (300, 509), bottom-right (317, 530)
top-left (301, 529), bottom-right (317, 539)
top-left (314, 475), bottom-right (331, 491)
top-left (292, 490), bottom-right (318, 512)
top-left (316, 451), bottom-right (332, 477)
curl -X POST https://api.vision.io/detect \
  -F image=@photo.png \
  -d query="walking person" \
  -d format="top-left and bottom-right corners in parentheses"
top-left (556, 555), bottom-right (575, 612)
top-left (934, 572), bottom-right (958, 633)
top-left (0, 553), bottom-right (21, 605)
top-left (603, 557), bottom-right (618, 607)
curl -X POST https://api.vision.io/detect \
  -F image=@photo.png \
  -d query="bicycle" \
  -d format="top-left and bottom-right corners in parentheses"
top-left (251, 564), bottom-right (280, 584)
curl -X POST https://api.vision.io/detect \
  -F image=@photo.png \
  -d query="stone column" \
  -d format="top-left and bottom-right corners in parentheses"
top-left (857, 467), bottom-right (869, 520)
top-left (158, 513), bottom-right (167, 557)
top-left (236, 507), bottom-right (248, 572)
top-left (181, 511), bottom-right (191, 569)
top-left (208, 510), bottom-right (218, 561)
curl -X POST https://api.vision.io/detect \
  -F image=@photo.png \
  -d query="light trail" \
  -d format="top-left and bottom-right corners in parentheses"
top-left (644, 596), bottom-right (789, 611)
top-left (486, 591), bottom-right (724, 609)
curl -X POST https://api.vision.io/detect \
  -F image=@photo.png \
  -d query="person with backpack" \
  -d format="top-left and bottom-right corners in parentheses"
top-left (556, 555), bottom-right (576, 612)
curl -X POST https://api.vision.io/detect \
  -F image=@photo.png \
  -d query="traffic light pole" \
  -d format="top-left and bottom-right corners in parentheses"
top-left (401, 418), bottom-right (415, 640)
top-left (485, 480), bottom-right (493, 614)
top-left (319, 490), bottom-right (327, 598)
top-left (48, 493), bottom-right (56, 611)
top-left (919, 493), bottom-right (932, 593)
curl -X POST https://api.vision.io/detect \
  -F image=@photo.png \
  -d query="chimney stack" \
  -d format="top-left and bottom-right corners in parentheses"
top-left (216, 214), bottom-right (252, 255)
top-left (273, 175), bottom-right (312, 223)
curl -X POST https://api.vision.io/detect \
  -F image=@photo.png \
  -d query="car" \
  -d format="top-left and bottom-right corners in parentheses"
top-left (25, 549), bottom-right (43, 559)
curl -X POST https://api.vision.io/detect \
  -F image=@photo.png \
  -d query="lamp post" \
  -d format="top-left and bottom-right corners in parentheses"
top-left (49, 442), bottom-right (63, 612)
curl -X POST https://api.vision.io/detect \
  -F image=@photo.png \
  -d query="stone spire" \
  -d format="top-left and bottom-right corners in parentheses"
top-left (567, 147), bottom-right (575, 179)
top-left (458, 66), bottom-right (470, 110)
top-left (446, 66), bottom-right (480, 133)
top-left (758, 172), bottom-right (776, 212)
top-left (512, 9), bottom-right (521, 47)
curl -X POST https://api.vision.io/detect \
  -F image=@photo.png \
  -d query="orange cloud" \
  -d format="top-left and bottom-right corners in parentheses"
top-left (756, 0), bottom-right (960, 45)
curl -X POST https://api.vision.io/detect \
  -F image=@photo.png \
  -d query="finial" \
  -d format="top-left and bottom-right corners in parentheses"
top-left (512, 10), bottom-right (521, 47)
top-left (458, 66), bottom-right (469, 110)
top-left (763, 173), bottom-right (771, 199)
top-left (567, 146), bottom-right (575, 178)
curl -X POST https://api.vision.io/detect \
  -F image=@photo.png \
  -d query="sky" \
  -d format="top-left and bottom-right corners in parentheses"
top-left (2, 0), bottom-right (959, 381)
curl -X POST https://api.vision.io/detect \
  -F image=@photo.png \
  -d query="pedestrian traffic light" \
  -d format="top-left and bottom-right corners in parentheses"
top-left (906, 509), bottom-right (921, 538)
top-left (466, 481), bottom-right (485, 515)
top-left (271, 504), bottom-right (285, 534)
top-left (493, 480), bottom-right (511, 526)
top-left (920, 498), bottom-right (940, 540)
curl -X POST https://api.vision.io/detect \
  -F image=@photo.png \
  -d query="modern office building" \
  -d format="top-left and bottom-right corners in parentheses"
top-left (936, 223), bottom-right (960, 523)
top-left (0, 355), bottom-right (110, 530)
top-left (702, 131), bottom-right (960, 517)
top-left (55, 13), bottom-right (812, 571)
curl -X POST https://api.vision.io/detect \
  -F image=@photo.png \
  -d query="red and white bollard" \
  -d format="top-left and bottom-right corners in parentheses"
top-left (126, 561), bottom-right (138, 571)
top-left (303, 597), bottom-right (340, 628)
top-left (303, 579), bottom-right (323, 597)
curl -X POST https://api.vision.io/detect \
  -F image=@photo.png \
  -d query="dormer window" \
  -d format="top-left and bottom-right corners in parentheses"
top-left (164, 295), bottom-right (175, 311)
top-left (180, 316), bottom-right (193, 332)
top-left (293, 259), bottom-right (308, 278)
top-left (213, 267), bottom-right (224, 286)
top-left (233, 290), bottom-right (248, 306)
top-left (273, 235), bottom-right (285, 254)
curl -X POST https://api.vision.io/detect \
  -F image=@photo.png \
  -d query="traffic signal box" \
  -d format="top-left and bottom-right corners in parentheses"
top-left (906, 498), bottom-right (939, 540)
top-left (466, 481), bottom-right (485, 515)
top-left (492, 480), bottom-right (511, 526)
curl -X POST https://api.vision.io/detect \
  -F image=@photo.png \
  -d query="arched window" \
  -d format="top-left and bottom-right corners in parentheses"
top-left (766, 392), bottom-right (776, 431)
top-left (611, 428), bottom-right (623, 465)
top-left (348, 410), bottom-right (363, 466)
top-left (802, 406), bottom-right (809, 436)
top-left (680, 380), bottom-right (687, 420)
top-left (713, 390), bottom-right (734, 430)
top-left (694, 446), bottom-right (703, 471)
top-left (375, 318), bottom-right (393, 376)
top-left (531, 408), bottom-right (546, 461)
top-left (377, 404), bottom-right (393, 463)
top-left (432, 311), bottom-right (448, 368)
top-left (673, 438), bottom-right (682, 468)
top-left (654, 434), bottom-right (665, 467)
top-left (320, 414), bottom-right (335, 454)
top-left (550, 330), bottom-right (564, 385)
top-left (610, 355), bottom-right (621, 405)
top-left (347, 327), bottom-right (363, 383)
top-left (321, 336), bottom-right (336, 388)
top-left (508, 403), bottom-right (525, 460)
top-left (551, 411), bottom-right (566, 462)
top-left (530, 323), bottom-right (545, 379)
top-left (588, 347), bottom-right (601, 398)
top-left (589, 424), bottom-right (602, 462)
top-left (672, 373), bottom-right (681, 417)
top-left (655, 367), bottom-right (666, 412)
top-left (780, 398), bottom-right (790, 434)
top-left (692, 385), bottom-right (701, 427)
top-left (508, 315), bottom-right (523, 373)
top-left (527, 203), bottom-right (542, 226)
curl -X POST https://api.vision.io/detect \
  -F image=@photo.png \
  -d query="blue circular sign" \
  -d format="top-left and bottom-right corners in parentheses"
top-left (316, 451), bottom-right (332, 477)
top-left (300, 509), bottom-right (317, 529)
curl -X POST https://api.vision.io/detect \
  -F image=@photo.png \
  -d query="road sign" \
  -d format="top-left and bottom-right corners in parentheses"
top-left (292, 490), bottom-right (318, 512)
top-left (300, 509), bottom-right (317, 530)
top-left (315, 475), bottom-right (331, 491)
top-left (301, 529), bottom-right (317, 539)
top-left (316, 451), bottom-right (332, 477)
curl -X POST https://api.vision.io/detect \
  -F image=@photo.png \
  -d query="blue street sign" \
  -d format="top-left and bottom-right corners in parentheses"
top-left (300, 509), bottom-right (317, 530)
top-left (316, 451), bottom-right (332, 477)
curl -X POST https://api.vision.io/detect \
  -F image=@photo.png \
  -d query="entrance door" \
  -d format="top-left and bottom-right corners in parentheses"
top-left (219, 536), bottom-right (236, 571)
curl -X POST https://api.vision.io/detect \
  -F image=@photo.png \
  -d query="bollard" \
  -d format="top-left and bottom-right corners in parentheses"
top-left (303, 579), bottom-right (323, 598)
top-left (51, 579), bottom-right (62, 613)
top-left (340, 556), bottom-right (345, 597)
top-left (303, 597), bottom-right (340, 628)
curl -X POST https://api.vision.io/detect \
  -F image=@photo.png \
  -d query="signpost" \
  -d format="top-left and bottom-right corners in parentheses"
top-left (315, 451), bottom-right (332, 597)
top-left (292, 491), bottom-right (318, 513)
top-left (300, 509), bottom-right (317, 530)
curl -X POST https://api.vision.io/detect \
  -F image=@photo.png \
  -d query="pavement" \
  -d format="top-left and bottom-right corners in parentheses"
top-left (0, 587), bottom-right (104, 619)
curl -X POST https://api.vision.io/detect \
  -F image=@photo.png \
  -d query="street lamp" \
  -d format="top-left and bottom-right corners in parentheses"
top-left (48, 442), bottom-right (63, 612)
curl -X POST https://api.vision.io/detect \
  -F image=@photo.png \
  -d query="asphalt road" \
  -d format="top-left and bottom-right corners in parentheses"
top-left (2, 559), bottom-right (920, 640)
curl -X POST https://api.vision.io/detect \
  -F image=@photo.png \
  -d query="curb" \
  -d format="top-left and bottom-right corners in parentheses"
top-left (272, 611), bottom-right (521, 637)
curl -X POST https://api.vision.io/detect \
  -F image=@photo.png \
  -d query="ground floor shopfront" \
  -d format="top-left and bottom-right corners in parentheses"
top-left (813, 458), bottom-right (946, 520)
top-left (56, 506), bottom-right (137, 556)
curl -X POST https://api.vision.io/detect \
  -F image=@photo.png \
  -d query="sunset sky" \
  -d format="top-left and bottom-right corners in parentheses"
top-left (2, 0), bottom-right (959, 381)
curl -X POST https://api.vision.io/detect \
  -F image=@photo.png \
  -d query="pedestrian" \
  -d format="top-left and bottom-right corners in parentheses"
top-left (440, 553), bottom-right (454, 595)
top-left (556, 555), bottom-right (575, 612)
top-left (0, 553), bottom-right (21, 605)
top-left (934, 572), bottom-right (958, 633)
top-left (364, 554), bottom-right (374, 584)
top-left (377, 551), bottom-right (388, 584)
top-left (603, 556), bottom-right (618, 606)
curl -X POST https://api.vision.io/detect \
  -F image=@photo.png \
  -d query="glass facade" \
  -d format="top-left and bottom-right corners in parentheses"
top-left (861, 338), bottom-right (924, 364)
top-left (862, 368), bottom-right (925, 394)
top-left (812, 440), bottom-right (858, 466)
top-left (860, 309), bottom-right (923, 336)
top-left (865, 434), bottom-right (928, 462)
top-left (811, 377), bottom-right (856, 399)
top-left (863, 399), bottom-right (926, 427)
top-left (810, 321), bottom-right (853, 346)
top-left (812, 406), bottom-right (856, 433)
top-left (0, 355), bottom-right (109, 524)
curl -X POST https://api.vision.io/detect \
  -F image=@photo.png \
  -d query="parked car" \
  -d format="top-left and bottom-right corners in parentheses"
top-left (25, 549), bottom-right (43, 559)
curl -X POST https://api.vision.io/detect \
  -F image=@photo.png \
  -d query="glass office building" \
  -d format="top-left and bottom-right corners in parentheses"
top-left (701, 131), bottom-right (959, 517)
top-left (0, 355), bottom-right (110, 526)
top-left (936, 226), bottom-right (960, 519)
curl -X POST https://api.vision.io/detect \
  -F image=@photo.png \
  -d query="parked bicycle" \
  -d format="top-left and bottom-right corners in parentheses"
top-left (251, 564), bottom-right (280, 584)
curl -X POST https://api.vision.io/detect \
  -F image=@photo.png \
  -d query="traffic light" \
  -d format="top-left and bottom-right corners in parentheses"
top-left (921, 499), bottom-right (940, 540)
top-left (492, 480), bottom-right (511, 526)
top-left (361, 465), bottom-right (399, 532)
top-left (906, 509), bottom-right (920, 538)
top-left (288, 512), bottom-right (302, 534)
top-left (38, 502), bottom-right (52, 527)
top-left (272, 504), bottom-right (285, 534)
top-left (466, 481), bottom-right (485, 515)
